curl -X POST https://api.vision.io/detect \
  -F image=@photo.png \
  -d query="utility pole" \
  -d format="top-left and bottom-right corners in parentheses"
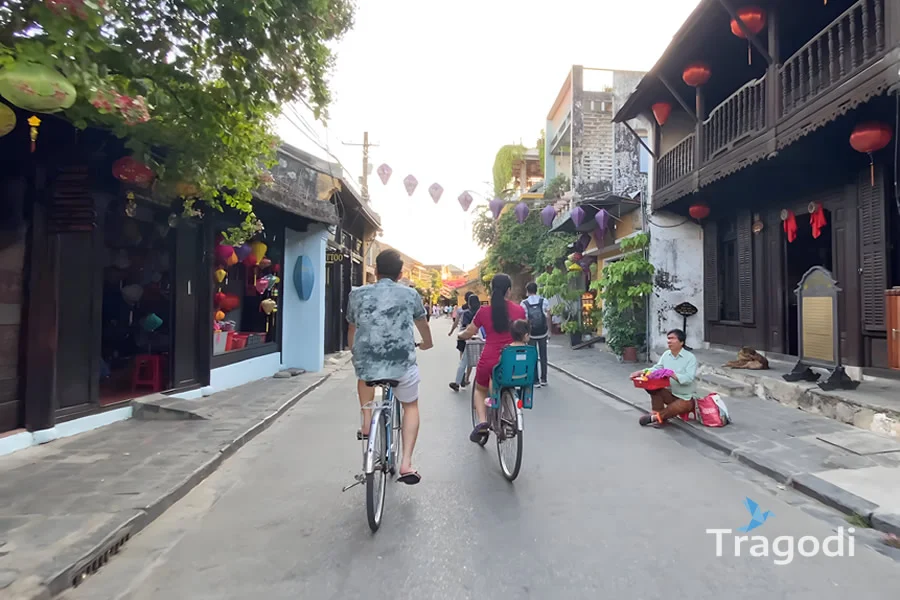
top-left (343, 132), bottom-right (379, 202)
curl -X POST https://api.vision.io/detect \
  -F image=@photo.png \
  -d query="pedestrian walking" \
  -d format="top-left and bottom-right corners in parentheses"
top-left (448, 292), bottom-right (481, 392)
top-left (521, 282), bottom-right (550, 387)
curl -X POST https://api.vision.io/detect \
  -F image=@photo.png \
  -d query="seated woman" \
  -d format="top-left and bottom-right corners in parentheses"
top-left (457, 273), bottom-right (525, 444)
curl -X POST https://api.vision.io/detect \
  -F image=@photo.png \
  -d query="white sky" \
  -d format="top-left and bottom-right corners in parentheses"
top-left (276, 0), bottom-right (700, 271)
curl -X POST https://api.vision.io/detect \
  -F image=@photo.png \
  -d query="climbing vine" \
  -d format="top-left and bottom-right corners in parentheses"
top-left (492, 144), bottom-right (526, 196)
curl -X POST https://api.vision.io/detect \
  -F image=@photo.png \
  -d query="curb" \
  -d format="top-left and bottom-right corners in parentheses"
top-left (549, 361), bottom-right (900, 539)
top-left (37, 366), bottom-right (343, 600)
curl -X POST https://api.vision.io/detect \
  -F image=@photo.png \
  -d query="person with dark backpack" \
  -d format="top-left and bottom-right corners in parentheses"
top-left (521, 282), bottom-right (550, 387)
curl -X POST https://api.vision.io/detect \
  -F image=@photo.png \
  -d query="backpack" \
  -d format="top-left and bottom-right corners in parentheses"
top-left (525, 297), bottom-right (548, 336)
top-left (695, 393), bottom-right (731, 427)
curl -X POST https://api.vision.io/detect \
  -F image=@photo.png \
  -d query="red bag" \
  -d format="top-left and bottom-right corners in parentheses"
top-left (696, 393), bottom-right (731, 427)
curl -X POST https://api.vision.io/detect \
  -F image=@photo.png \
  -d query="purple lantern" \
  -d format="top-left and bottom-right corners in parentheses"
top-left (489, 197), bottom-right (505, 220)
top-left (403, 175), bottom-right (418, 196)
top-left (572, 206), bottom-right (586, 227)
top-left (458, 191), bottom-right (473, 212)
top-left (514, 202), bottom-right (529, 224)
top-left (377, 164), bottom-right (392, 185)
top-left (234, 243), bottom-right (252, 262)
top-left (428, 183), bottom-right (444, 204)
top-left (541, 205), bottom-right (556, 227)
top-left (595, 208), bottom-right (610, 232)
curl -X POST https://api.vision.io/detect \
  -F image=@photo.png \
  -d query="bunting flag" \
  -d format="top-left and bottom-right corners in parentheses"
top-left (428, 183), bottom-right (444, 204)
top-left (403, 174), bottom-right (418, 196)
top-left (377, 163), bottom-right (392, 185)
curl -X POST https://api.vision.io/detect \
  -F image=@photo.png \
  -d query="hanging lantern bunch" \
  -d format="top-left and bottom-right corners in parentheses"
top-left (112, 156), bottom-right (155, 187)
top-left (849, 121), bottom-right (892, 186)
top-left (730, 6), bottom-right (767, 64)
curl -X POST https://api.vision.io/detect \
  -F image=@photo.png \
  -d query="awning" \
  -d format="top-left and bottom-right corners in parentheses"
top-left (550, 192), bottom-right (641, 233)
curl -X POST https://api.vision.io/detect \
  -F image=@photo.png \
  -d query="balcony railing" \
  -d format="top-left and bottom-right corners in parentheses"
top-left (657, 134), bottom-right (695, 190)
top-left (703, 76), bottom-right (766, 162)
top-left (780, 0), bottom-right (886, 118)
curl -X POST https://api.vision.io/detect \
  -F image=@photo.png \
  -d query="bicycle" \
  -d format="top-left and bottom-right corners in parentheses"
top-left (343, 378), bottom-right (402, 532)
top-left (471, 345), bottom-right (537, 481)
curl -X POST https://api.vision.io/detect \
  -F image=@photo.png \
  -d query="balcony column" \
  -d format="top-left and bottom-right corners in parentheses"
top-left (694, 88), bottom-right (705, 170)
top-left (766, 7), bottom-right (782, 127)
top-left (887, 0), bottom-right (900, 49)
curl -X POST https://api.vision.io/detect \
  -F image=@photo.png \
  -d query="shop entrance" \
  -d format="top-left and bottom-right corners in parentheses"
top-left (99, 199), bottom-right (175, 405)
top-left (784, 207), bottom-right (833, 356)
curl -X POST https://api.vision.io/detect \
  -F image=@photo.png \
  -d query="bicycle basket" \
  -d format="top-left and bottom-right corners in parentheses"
top-left (492, 345), bottom-right (537, 389)
top-left (465, 339), bottom-right (485, 368)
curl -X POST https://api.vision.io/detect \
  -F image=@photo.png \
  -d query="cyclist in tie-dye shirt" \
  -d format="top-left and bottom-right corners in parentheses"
top-left (347, 249), bottom-right (434, 485)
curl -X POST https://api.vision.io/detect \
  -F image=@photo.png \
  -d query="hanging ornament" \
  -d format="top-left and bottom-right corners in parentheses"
top-left (272, 264), bottom-right (281, 274)
top-left (243, 252), bottom-right (258, 268)
top-left (571, 206), bottom-right (586, 227)
top-left (220, 294), bottom-right (240, 312)
top-left (850, 122), bottom-right (892, 186)
top-left (730, 6), bottom-right (767, 64)
top-left (489, 197), bottom-right (505, 220)
top-left (215, 268), bottom-right (227, 283)
top-left (403, 174), bottom-right (418, 196)
top-left (124, 192), bottom-right (137, 217)
top-left (651, 102), bottom-right (672, 126)
top-left (428, 183), bottom-right (444, 204)
top-left (255, 278), bottom-right (269, 295)
top-left (250, 240), bottom-right (267, 264)
top-left (0, 103), bottom-right (15, 138)
top-left (377, 164), bottom-right (392, 185)
top-left (112, 156), bottom-right (154, 187)
top-left (595, 209), bottom-right (610, 232)
top-left (0, 61), bottom-right (76, 113)
top-left (781, 209), bottom-right (798, 243)
top-left (234, 243), bottom-right (252, 262)
top-left (27, 115), bottom-right (40, 153)
top-left (215, 244), bottom-right (235, 264)
top-left (260, 298), bottom-right (277, 315)
top-left (215, 310), bottom-right (225, 321)
top-left (809, 202), bottom-right (828, 239)
top-left (688, 204), bottom-right (710, 221)
top-left (458, 191), bottom-right (473, 212)
top-left (259, 258), bottom-right (272, 270)
top-left (541, 205), bottom-right (556, 227)
top-left (214, 292), bottom-right (226, 307)
top-left (682, 62), bottom-right (712, 87)
top-left (514, 202), bottom-right (529, 224)
top-left (225, 250), bottom-right (239, 267)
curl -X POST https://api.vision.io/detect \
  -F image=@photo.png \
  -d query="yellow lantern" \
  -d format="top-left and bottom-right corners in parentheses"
top-left (0, 103), bottom-right (15, 138)
top-left (225, 251), bottom-right (238, 267)
top-left (250, 240), bottom-right (267, 264)
top-left (27, 115), bottom-right (40, 153)
top-left (260, 298), bottom-right (277, 315)
top-left (215, 268), bottom-right (227, 283)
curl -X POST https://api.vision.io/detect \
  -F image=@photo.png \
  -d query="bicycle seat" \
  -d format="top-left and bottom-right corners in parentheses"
top-left (365, 379), bottom-right (399, 388)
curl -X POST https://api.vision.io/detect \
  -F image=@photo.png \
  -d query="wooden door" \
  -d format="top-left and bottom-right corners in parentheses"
top-left (172, 223), bottom-right (203, 388)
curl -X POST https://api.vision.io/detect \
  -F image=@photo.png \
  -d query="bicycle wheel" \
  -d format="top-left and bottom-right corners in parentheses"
top-left (390, 392), bottom-right (402, 476)
top-left (471, 383), bottom-right (488, 447)
top-left (365, 411), bottom-right (388, 532)
top-left (496, 389), bottom-right (523, 481)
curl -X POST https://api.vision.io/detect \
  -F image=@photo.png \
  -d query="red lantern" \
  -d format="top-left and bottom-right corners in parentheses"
top-left (731, 7), bottom-right (767, 64)
top-left (689, 204), bottom-right (710, 221)
top-left (112, 156), bottom-right (154, 187)
top-left (214, 292), bottom-right (226, 307)
top-left (652, 102), bottom-right (672, 127)
top-left (682, 63), bottom-right (711, 88)
top-left (850, 122), bottom-right (893, 186)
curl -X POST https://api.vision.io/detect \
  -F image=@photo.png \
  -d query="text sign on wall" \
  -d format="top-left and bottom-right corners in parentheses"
top-left (796, 266), bottom-right (840, 368)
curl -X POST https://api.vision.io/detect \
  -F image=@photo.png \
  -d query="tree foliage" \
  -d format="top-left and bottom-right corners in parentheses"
top-left (491, 144), bottom-right (525, 197)
top-left (0, 0), bottom-right (354, 243)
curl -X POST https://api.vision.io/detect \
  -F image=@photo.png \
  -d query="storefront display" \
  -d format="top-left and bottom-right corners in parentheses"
top-left (211, 232), bottom-right (283, 356)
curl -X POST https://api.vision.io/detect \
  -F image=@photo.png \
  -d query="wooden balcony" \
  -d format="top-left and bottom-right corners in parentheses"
top-left (653, 0), bottom-right (895, 209)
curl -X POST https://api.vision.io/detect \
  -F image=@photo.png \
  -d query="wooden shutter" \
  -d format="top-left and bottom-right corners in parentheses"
top-left (737, 209), bottom-right (754, 324)
top-left (859, 166), bottom-right (887, 332)
top-left (703, 220), bottom-right (719, 322)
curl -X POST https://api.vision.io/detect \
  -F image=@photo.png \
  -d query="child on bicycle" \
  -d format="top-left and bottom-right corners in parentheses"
top-left (509, 319), bottom-right (531, 347)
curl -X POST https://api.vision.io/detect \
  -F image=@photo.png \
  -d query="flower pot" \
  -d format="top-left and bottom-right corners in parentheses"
top-left (622, 346), bottom-right (638, 363)
top-left (570, 333), bottom-right (581, 346)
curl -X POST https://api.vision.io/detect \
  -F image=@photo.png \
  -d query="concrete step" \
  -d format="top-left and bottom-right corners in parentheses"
top-left (696, 372), bottom-right (754, 397)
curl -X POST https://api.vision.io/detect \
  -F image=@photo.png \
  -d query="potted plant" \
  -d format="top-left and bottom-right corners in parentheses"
top-left (537, 266), bottom-right (585, 344)
top-left (590, 233), bottom-right (654, 362)
top-left (561, 319), bottom-right (593, 346)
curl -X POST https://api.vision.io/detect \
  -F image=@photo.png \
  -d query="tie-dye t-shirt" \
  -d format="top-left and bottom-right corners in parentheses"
top-left (347, 278), bottom-right (427, 382)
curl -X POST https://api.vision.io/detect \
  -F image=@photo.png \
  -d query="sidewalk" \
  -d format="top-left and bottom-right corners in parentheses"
top-left (547, 341), bottom-right (900, 540)
top-left (0, 355), bottom-right (351, 600)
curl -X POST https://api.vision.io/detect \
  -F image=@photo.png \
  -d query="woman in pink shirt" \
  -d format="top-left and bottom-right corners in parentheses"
top-left (458, 273), bottom-right (525, 444)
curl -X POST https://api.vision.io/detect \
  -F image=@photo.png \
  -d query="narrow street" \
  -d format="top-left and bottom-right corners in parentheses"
top-left (62, 327), bottom-right (900, 600)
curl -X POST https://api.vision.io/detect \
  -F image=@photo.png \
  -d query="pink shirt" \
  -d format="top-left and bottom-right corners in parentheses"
top-left (473, 301), bottom-right (527, 365)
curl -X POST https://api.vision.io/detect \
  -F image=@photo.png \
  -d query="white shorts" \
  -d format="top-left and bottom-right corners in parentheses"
top-left (392, 365), bottom-right (420, 404)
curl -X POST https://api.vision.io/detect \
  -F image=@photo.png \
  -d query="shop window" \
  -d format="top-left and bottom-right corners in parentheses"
top-left (718, 222), bottom-right (740, 322)
top-left (212, 234), bottom-right (283, 356)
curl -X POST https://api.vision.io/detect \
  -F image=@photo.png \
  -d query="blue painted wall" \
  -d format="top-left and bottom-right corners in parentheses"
top-left (281, 224), bottom-right (328, 373)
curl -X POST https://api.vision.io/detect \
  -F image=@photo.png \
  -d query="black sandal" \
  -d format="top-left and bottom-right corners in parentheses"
top-left (356, 429), bottom-right (368, 440)
top-left (469, 422), bottom-right (490, 444)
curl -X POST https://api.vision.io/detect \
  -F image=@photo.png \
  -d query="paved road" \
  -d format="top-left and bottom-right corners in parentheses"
top-left (64, 328), bottom-right (900, 599)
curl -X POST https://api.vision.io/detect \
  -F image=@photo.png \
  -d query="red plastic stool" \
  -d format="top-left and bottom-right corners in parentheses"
top-left (132, 354), bottom-right (163, 393)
